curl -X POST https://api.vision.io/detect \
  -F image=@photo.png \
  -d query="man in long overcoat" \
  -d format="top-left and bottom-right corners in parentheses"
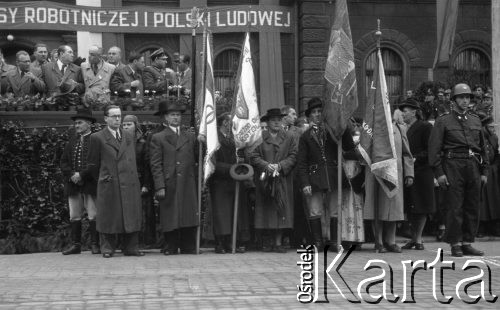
top-left (85, 105), bottom-right (144, 258)
top-left (250, 108), bottom-right (298, 253)
top-left (149, 98), bottom-right (199, 255)
top-left (81, 46), bottom-right (115, 104)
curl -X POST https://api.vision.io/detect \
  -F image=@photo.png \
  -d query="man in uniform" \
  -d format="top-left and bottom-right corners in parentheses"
top-left (142, 48), bottom-right (176, 95)
top-left (428, 83), bottom-right (488, 257)
top-left (60, 109), bottom-right (99, 255)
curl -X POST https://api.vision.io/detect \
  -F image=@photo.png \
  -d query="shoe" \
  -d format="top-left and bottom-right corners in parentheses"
top-left (415, 243), bottom-right (424, 250)
top-left (374, 243), bottom-right (387, 253)
top-left (273, 245), bottom-right (287, 253)
top-left (236, 246), bottom-right (246, 254)
top-left (215, 245), bottom-right (226, 254)
top-left (62, 244), bottom-right (81, 255)
top-left (102, 253), bottom-right (113, 258)
top-left (91, 244), bottom-right (101, 255)
top-left (180, 249), bottom-right (200, 254)
top-left (163, 250), bottom-right (178, 256)
top-left (124, 251), bottom-right (145, 256)
top-left (401, 241), bottom-right (416, 250)
top-left (436, 228), bottom-right (445, 242)
top-left (386, 244), bottom-right (402, 253)
top-left (461, 244), bottom-right (484, 256)
top-left (451, 245), bottom-right (463, 257)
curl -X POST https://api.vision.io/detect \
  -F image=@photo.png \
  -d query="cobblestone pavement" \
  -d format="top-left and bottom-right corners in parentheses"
top-left (1, 240), bottom-right (499, 309)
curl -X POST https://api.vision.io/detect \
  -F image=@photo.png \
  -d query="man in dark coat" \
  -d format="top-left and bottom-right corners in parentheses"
top-left (142, 48), bottom-right (176, 95)
top-left (428, 83), bottom-right (488, 257)
top-left (85, 105), bottom-right (144, 258)
top-left (297, 97), bottom-right (356, 251)
top-left (5, 50), bottom-right (45, 97)
top-left (41, 45), bottom-right (84, 97)
top-left (60, 109), bottom-right (99, 255)
top-left (149, 98), bottom-right (199, 255)
top-left (0, 48), bottom-right (16, 95)
top-left (109, 51), bottom-right (144, 98)
top-left (399, 99), bottom-right (435, 251)
top-left (208, 112), bottom-right (250, 253)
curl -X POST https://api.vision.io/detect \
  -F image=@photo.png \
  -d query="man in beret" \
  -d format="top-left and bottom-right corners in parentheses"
top-left (149, 98), bottom-right (199, 255)
top-left (142, 48), bottom-right (176, 95)
top-left (60, 109), bottom-right (99, 255)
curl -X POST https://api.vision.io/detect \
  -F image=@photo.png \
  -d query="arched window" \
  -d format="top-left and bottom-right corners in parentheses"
top-left (452, 48), bottom-right (490, 87)
top-left (365, 48), bottom-right (403, 104)
top-left (214, 48), bottom-right (241, 97)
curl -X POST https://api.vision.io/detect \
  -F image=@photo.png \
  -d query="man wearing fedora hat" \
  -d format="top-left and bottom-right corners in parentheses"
top-left (399, 98), bottom-right (435, 251)
top-left (143, 48), bottom-right (176, 96)
top-left (150, 98), bottom-right (199, 255)
top-left (297, 97), bottom-right (356, 252)
top-left (60, 108), bottom-right (99, 255)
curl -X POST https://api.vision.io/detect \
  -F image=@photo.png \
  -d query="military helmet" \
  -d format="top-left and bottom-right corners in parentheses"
top-left (452, 83), bottom-right (472, 99)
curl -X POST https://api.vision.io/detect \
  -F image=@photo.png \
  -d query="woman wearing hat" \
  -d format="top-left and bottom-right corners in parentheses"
top-left (250, 108), bottom-right (298, 253)
top-left (478, 115), bottom-right (500, 236)
top-left (122, 115), bottom-right (155, 247)
top-left (398, 99), bottom-right (435, 250)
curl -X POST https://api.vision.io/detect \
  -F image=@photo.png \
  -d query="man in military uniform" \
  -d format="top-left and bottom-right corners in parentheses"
top-left (142, 48), bottom-right (176, 95)
top-left (428, 83), bottom-right (488, 257)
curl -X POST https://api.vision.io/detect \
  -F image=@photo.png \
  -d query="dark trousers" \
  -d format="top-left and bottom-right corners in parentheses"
top-left (141, 194), bottom-right (156, 245)
top-left (100, 232), bottom-right (140, 254)
top-left (442, 159), bottom-right (481, 244)
top-left (164, 226), bottom-right (197, 253)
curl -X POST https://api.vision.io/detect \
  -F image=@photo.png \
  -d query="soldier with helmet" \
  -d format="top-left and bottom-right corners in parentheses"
top-left (428, 83), bottom-right (489, 257)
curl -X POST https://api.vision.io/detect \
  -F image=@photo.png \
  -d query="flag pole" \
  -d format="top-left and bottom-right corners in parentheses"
top-left (337, 143), bottom-right (342, 252)
top-left (374, 19), bottom-right (382, 253)
top-left (195, 8), bottom-right (204, 255)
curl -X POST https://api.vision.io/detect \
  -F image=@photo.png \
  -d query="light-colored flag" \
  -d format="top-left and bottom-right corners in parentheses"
top-left (358, 48), bottom-right (398, 197)
top-left (232, 32), bottom-right (262, 151)
top-left (199, 32), bottom-right (219, 184)
top-left (323, 0), bottom-right (358, 140)
top-left (433, 0), bottom-right (459, 68)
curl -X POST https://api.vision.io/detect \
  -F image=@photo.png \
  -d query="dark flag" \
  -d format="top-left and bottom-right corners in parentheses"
top-left (358, 48), bottom-right (399, 197)
top-left (323, 0), bottom-right (358, 140)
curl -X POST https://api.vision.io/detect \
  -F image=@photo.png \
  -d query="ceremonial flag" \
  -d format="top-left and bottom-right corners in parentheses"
top-left (433, 0), bottom-right (459, 68)
top-left (199, 32), bottom-right (219, 184)
top-left (232, 32), bottom-right (262, 151)
top-left (323, 0), bottom-right (358, 140)
top-left (358, 48), bottom-right (398, 197)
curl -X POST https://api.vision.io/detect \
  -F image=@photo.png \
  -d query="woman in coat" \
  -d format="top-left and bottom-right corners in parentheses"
top-left (399, 99), bottom-right (435, 250)
top-left (122, 115), bottom-right (155, 247)
top-left (250, 108), bottom-right (298, 253)
top-left (364, 118), bottom-right (414, 253)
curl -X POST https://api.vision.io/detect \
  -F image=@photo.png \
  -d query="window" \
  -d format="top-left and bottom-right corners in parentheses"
top-left (365, 48), bottom-right (403, 104)
top-left (452, 48), bottom-right (490, 87)
top-left (214, 48), bottom-right (241, 97)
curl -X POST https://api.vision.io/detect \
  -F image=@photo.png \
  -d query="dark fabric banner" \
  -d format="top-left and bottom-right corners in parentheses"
top-left (0, 1), bottom-right (293, 33)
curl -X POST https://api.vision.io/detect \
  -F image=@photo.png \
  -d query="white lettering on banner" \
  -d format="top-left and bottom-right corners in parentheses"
top-left (37, 7), bottom-right (46, 23)
top-left (216, 12), bottom-right (225, 26)
top-left (153, 12), bottom-right (162, 27)
top-left (227, 11), bottom-right (236, 26)
top-left (109, 10), bottom-right (118, 26)
top-left (284, 12), bottom-right (290, 27)
top-left (48, 8), bottom-right (58, 24)
top-left (207, 11), bottom-right (211, 27)
top-left (60, 9), bottom-right (69, 24)
top-left (25, 7), bottom-right (34, 23)
top-left (237, 11), bottom-right (246, 25)
top-left (119, 11), bottom-right (128, 27)
top-left (82, 10), bottom-right (91, 25)
top-left (70, 9), bottom-right (78, 25)
top-left (249, 11), bottom-right (257, 26)
top-left (131, 11), bottom-right (138, 27)
top-left (259, 11), bottom-right (272, 26)
top-left (0, 8), bottom-right (6, 23)
top-left (8, 7), bottom-right (17, 23)
top-left (97, 10), bottom-right (106, 26)
top-left (165, 13), bottom-right (174, 27)
top-left (176, 12), bottom-right (184, 27)
top-left (144, 11), bottom-right (147, 27)
top-left (275, 11), bottom-right (282, 26)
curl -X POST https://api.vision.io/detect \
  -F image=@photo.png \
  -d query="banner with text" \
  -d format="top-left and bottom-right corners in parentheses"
top-left (0, 1), bottom-right (293, 33)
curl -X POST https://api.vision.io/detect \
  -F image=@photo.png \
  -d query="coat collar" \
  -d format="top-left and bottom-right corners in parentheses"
top-left (7, 69), bottom-right (30, 91)
top-left (163, 126), bottom-right (189, 150)
top-left (262, 129), bottom-right (286, 147)
top-left (103, 127), bottom-right (121, 155)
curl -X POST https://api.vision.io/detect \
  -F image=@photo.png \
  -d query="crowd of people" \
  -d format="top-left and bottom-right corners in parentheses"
top-left (0, 43), bottom-right (191, 105)
top-left (2, 43), bottom-right (498, 258)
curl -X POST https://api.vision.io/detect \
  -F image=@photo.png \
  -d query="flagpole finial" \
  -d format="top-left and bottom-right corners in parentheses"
top-left (375, 19), bottom-right (382, 49)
